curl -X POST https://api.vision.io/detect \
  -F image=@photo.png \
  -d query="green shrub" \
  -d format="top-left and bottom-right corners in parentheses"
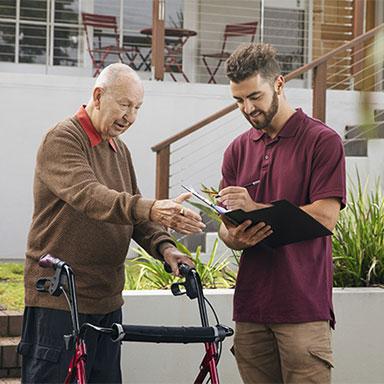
top-left (126, 248), bottom-right (179, 290)
top-left (333, 179), bottom-right (384, 287)
top-left (176, 238), bottom-right (236, 288)
top-left (125, 238), bottom-right (236, 290)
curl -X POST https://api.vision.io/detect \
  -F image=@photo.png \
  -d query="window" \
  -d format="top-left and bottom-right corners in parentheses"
top-left (0, 0), bottom-right (184, 70)
top-left (93, 0), bottom-right (183, 70)
top-left (0, 0), bottom-right (80, 66)
top-left (53, 0), bottom-right (79, 66)
top-left (0, 0), bottom-right (16, 62)
top-left (264, 7), bottom-right (305, 75)
top-left (0, 21), bottom-right (16, 62)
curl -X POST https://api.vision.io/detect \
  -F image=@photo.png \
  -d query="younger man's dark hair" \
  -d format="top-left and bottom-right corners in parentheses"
top-left (225, 43), bottom-right (281, 85)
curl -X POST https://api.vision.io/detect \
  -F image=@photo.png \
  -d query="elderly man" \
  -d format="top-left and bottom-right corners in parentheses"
top-left (18, 63), bottom-right (205, 383)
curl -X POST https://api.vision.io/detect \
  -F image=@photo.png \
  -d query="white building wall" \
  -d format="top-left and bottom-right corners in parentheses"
top-left (0, 72), bottom-right (383, 260)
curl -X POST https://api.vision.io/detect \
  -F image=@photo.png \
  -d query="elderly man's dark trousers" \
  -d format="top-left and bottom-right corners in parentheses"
top-left (18, 307), bottom-right (122, 383)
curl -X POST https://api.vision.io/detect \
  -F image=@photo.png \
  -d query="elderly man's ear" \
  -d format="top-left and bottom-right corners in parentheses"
top-left (93, 87), bottom-right (104, 109)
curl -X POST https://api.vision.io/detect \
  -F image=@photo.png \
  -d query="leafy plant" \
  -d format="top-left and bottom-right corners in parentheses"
top-left (187, 185), bottom-right (242, 267)
top-left (333, 177), bottom-right (384, 287)
top-left (124, 262), bottom-right (147, 290)
top-left (127, 248), bottom-right (179, 290)
top-left (187, 184), bottom-right (222, 228)
top-left (176, 239), bottom-right (236, 288)
top-left (125, 237), bottom-right (237, 290)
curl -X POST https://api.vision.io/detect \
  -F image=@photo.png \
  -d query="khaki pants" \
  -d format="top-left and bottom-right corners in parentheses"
top-left (233, 321), bottom-right (333, 384)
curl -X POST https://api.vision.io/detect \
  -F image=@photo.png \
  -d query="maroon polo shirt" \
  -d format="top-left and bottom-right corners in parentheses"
top-left (221, 108), bottom-right (346, 328)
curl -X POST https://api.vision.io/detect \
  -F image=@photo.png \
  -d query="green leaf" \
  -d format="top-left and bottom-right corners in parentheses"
top-left (332, 173), bottom-right (384, 287)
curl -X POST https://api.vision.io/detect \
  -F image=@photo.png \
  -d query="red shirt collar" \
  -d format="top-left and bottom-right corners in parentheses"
top-left (75, 105), bottom-right (117, 152)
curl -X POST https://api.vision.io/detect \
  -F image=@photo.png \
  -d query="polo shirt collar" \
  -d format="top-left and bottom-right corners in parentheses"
top-left (75, 105), bottom-right (117, 152)
top-left (251, 108), bottom-right (304, 142)
top-left (278, 108), bottom-right (304, 138)
top-left (250, 127), bottom-right (265, 142)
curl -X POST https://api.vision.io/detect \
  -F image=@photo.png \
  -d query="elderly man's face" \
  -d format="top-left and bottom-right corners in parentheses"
top-left (96, 74), bottom-right (144, 140)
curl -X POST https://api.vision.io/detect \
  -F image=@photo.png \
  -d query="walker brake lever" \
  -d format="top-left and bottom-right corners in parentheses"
top-left (171, 282), bottom-right (187, 296)
top-left (36, 278), bottom-right (51, 293)
top-left (35, 267), bottom-right (65, 296)
top-left (165, 262), bottom-right (200, 300)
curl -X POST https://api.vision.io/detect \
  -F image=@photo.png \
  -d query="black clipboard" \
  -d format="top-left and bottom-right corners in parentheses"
top-left (181, 186), bottom-right (332, 248)
top-left (225, 199), bottom-right (332, 248)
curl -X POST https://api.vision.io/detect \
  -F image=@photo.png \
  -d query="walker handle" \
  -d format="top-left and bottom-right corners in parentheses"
top-left (39, 254), bottom-right (66, 270)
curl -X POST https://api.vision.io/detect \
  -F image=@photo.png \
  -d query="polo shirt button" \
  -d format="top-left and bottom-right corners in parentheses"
top-left (264, 155), bottom-right (269, 160)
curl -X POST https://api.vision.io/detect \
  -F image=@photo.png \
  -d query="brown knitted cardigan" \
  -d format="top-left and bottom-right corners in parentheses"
top-left (24, 110), bottom-right (174, 314)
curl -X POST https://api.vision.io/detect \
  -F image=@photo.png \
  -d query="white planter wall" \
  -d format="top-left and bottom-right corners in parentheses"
top-left (121, 288), bottom-right (384, 384)
top-left (120, 289), bottom-right (240, 384)
top-left (332, 288), bottom-right (384, 384)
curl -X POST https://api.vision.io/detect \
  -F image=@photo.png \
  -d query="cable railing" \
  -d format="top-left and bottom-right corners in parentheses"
top-left (328, 34), bottom-right (384, 90)
top-left (344, 123), bottom-right (383, 145)
top-left (169, 111), bottom-right (245, 194)
top-left (152, 23), bottom-right (384, 199)
top-left (325, 34), bottom-right (383, 90)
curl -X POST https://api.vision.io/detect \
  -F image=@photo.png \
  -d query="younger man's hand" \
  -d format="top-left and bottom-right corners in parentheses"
top-left (217, 187), bottom-right (270, 212)
top-left (221, 216), bottom-right (272, 249)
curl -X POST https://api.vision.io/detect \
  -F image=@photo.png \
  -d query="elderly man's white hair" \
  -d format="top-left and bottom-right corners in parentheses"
top-left (94, 63), bottom-right (141, 90)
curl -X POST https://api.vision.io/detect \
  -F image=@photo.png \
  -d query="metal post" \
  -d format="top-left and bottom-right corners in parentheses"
top-left (78, 0), bottom-right (82, 67)
top-left (15, 0), bottom-right (20, 64)
top-left (260, 0), bottom-right (265, 43)
top-left (119, 0), bottom-right (124, 48)
top-left (49, 0), bottom-right (54, 70)
top-left (306, 0), bottom-right (313, 89)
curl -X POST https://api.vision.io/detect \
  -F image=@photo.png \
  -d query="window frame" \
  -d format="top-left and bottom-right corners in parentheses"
top-left (0, 0), bottom-right (82, 68)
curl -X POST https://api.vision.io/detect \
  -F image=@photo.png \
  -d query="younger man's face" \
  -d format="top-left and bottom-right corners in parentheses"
top-left (230, 73), bottom-right (279, 131)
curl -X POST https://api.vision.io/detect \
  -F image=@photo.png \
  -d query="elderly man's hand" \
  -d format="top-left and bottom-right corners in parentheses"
top-left (162, 246), bottom-right (195, 276)
top-left (150, 192), bottom-right (206, 234)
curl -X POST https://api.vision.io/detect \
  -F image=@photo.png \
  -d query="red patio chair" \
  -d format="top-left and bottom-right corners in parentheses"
top-left (202, 21), bottom-right (258, 84)
top-left (81, 12), bottom-right (137, 76)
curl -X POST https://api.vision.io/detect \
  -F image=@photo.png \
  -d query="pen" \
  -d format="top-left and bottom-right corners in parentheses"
top-left (243, 180), bottom-right (261, 188)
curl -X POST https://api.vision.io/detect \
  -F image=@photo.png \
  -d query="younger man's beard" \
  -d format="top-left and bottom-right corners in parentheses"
top-left (248, 91), bottom-right (279, 130)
